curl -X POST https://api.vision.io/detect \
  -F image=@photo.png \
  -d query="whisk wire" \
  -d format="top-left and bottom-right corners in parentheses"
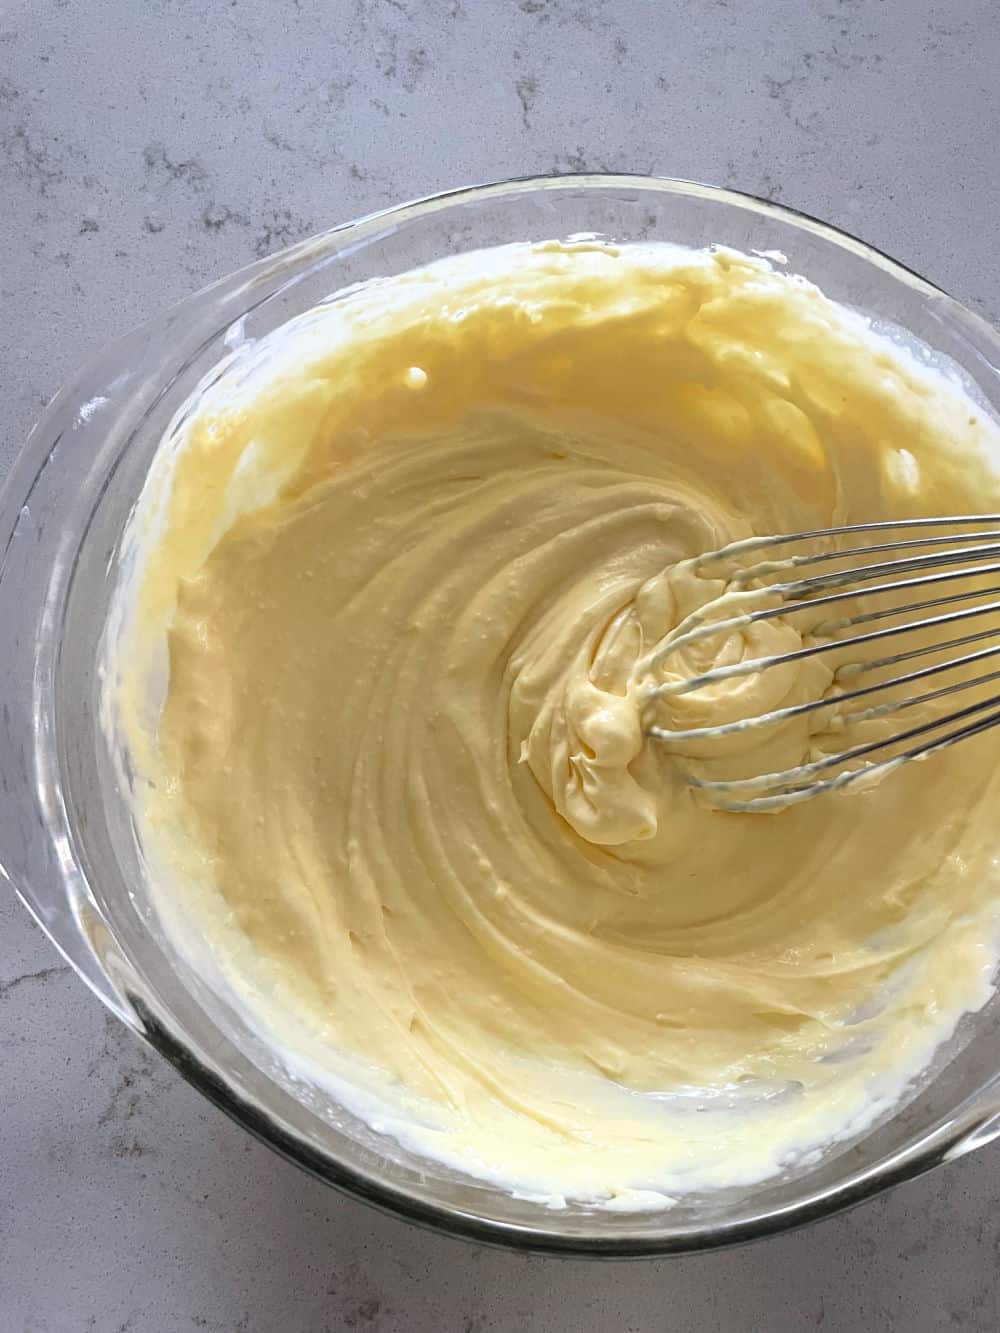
top-left (649, 519), bottom-right (1000, 810)
top-left (646, 648), bottom-right (1000, 744)
top-left (654, 597), bottom-right (1000, 699)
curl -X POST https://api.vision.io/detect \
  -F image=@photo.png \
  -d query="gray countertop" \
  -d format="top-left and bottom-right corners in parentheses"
top-left (2, 2), bottom-right (1000, 1329)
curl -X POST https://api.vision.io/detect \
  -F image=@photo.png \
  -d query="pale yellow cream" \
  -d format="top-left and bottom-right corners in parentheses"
top-left (114, 242), bottom-right (1000, 1203)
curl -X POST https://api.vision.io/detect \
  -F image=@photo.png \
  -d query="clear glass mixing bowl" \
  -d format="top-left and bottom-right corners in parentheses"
top-left (4, 176), bottom-right (1000, 1256)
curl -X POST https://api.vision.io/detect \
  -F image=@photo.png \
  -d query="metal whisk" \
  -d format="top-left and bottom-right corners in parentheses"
top-left (645, 516), bottom-right (1000, 812)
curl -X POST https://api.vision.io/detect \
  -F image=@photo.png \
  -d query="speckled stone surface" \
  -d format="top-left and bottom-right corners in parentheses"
top-left (2, 2), bottom-right (1000, 1329)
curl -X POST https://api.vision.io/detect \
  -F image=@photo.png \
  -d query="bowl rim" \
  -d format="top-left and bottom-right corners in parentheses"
top-left (5, 171), bottom-right (1000, 1258)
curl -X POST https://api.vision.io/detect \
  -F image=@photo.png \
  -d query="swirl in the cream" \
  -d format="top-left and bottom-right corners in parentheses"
top-left (116, 241), bottom-right (1000, 1201)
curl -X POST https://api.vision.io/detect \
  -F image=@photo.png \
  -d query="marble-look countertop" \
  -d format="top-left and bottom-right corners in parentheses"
top-left (2, 2), bottom-right (999, 1329)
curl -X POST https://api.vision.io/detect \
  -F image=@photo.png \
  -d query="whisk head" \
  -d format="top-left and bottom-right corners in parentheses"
top-left (644, 516), bottom-right (1000, 812)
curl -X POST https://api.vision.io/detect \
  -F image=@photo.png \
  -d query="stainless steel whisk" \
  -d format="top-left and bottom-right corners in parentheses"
top-left (645, 516), bottom-right (1000, 812)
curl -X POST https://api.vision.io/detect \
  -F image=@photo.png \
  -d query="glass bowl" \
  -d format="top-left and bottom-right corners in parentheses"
top-left (4, 175), bottom-right (1000, 1257)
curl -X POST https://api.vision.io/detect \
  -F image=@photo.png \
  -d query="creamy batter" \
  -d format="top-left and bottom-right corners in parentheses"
top-left (113, 241), bottom-right (1000, 1203)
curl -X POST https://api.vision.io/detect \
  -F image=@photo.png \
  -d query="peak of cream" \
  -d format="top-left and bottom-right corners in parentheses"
top-left (113, 241), bottom-right (1000, 1203)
